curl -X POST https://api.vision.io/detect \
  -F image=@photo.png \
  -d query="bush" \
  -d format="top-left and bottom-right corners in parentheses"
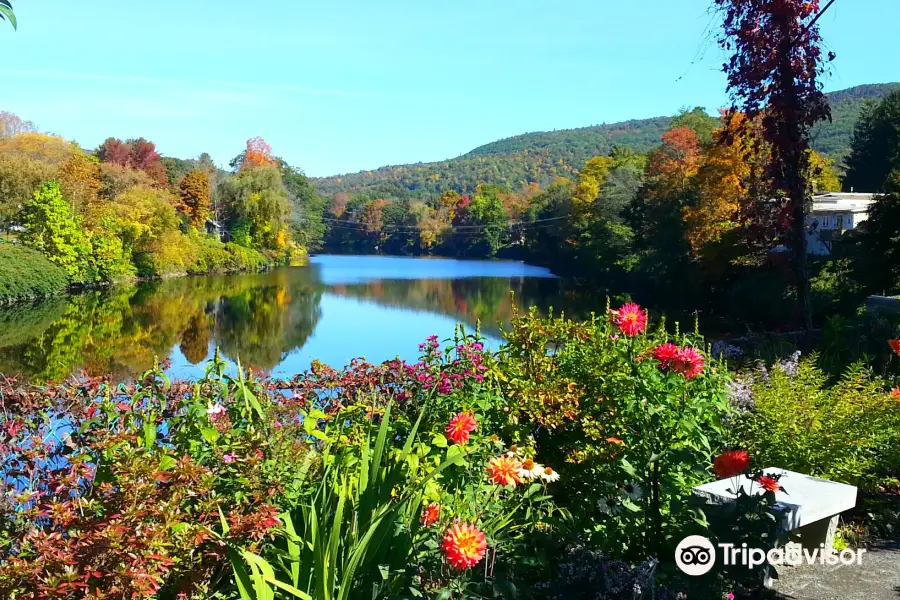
top-left (730, 356), bottom-right (900, 490)
top-left (0, 243), bottom-right (69, 303)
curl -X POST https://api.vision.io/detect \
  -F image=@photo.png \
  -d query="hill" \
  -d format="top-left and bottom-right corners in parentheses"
top-left (314, 83), bottom-right (900, 198)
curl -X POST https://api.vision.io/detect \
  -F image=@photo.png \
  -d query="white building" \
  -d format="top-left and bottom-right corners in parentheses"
top-left (806, 192), bottom-right (877, 255)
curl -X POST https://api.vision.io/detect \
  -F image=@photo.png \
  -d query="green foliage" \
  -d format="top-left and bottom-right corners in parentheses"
top-left (855, 175), bottom-right (900, 292)
top-left (21, 182), bottom-right (93, 281)
top-left (844, 90), bottom-right (900, 193)
top-left (731, 357), bottom-right (900, 491)
top-left (0, 152), bottom-right (56, 230)
top-left (0, 243), bottom-right (68, 303)
top-left (669, 107), bottom-right (720, 146)
top-left (219, 166), bottom-right (292, 251)
top-left (0, 1), bottom-right (16, 31)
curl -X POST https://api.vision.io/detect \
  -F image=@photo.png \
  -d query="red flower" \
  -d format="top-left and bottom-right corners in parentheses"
top-left (891, 389), bottom-right (900, 400)
top-left (889, 339), bottom-right (900, 357)
top-left (713, 450), bottom-right (750, 479)
top-left (672, 346), bottom-right (705, 380)
top-left (441, 522), bottom-right (488, 570)
top-left (485, 456), bottom-right (523, 487)
top-left (757, 475), bottom-right (781, 493)
top-left (653, 343), bottom-right (680, 370)
top-left (446, 412), bottom-right (477, 445)
top-left (421, 503), bottom-right (441, 527)
top-left (612, 303), bottom-right (647, 337)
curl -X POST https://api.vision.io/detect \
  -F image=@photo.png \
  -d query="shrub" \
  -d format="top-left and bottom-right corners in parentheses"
top-left (20, 182), bottom-right (93, 282)
top-left (0, 243), bottom-right (69, 303)
top-left (730, 356), bottom-right (900, 490)
top-left (498, 303), bottom-right (731, 559)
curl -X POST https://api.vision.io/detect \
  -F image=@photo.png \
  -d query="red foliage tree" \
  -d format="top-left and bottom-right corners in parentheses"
top-left (646, 127), bottom-right (703, 195)
top-left (714, 0), bottom-right (833, 330)
top-left (96, 137), bottom-right (167, 185)
top-left (96, 137), bottom-right (132, 167)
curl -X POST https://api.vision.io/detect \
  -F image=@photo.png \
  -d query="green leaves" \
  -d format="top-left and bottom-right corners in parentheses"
top-left (0, 1), bottom-right (16, 30)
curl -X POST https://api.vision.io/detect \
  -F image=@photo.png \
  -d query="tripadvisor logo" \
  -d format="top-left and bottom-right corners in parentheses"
top-left (675, 535), bottom-right (866, 576)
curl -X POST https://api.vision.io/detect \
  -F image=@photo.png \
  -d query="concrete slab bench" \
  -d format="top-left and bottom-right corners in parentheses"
top-left (692, 468), bottom-right (858, 552)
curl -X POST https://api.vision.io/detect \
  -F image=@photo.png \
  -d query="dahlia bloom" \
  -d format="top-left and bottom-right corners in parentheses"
top-left (446, 412), bottom-right (477, 445)
top-left (486, 456), bottom-right (523, 487)
top-left (712, 450), bottom-right (750, 479)
top-left (890, 339), bottom-right (900, 357)
top-left (672, 346), bottom-right (705, 380)
top-left (892, 389), bottom-right (900, 400)
top-left (612, 303), bottom-right (647, 337)
top-left (420, 503), bottom-right (441, 527)
top-left (756, 475), bottom-right (782, 493)
top-left (653, 343), bottom-right (680, 370)
top-left (441, 522), bottom-right (487, 570)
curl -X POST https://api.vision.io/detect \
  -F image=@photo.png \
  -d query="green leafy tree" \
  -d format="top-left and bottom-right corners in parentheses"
top-left (669, 107), bottom-right (721, 146)
top-left (21, 182), bottom-right (92, 281)
top-left (0, 153), bottom-right (56, 232)
top-left (844, 91), bottom-right (900, 193)
top-left (218, 165), bottom-right (292, 250)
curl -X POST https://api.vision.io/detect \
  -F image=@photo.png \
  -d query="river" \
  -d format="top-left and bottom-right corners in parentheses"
top-left (0, 255), bottom-right (587, 383)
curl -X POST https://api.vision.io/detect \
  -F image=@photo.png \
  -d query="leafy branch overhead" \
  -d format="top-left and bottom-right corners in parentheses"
top-left (0, 0), bottom-right (15, 30)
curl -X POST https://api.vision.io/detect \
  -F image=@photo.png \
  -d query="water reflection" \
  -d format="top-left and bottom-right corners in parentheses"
top-left (0, 256), bottom-right (583, 382)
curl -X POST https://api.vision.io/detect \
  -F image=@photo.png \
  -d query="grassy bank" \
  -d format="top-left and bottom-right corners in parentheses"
top-left (0, 244), bottom-right (69, 304)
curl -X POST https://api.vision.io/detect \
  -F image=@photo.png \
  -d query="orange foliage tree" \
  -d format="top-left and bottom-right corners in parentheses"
top-left (646, 127), bottom-right (702, 197)
top-left (178, 169), bottom-right (212, 228)
top-left (241, 137), bottom-right (276, 171)
top-left (58, 152), bottom-right (102, 210)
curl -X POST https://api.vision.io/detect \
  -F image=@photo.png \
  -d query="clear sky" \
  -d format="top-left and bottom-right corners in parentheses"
top-left (2, 0), bottom-right (897, 177)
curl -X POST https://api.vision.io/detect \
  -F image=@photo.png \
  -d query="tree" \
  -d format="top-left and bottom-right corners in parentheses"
top-left (98, 162), bottom-right (157, 201)
top-left (856, 172), bottom-right (900, 290)
top-left (218, 165), bottom-right (291, 250)
top-left (21, 182), bottom-right (92, 281)
top-left (58, 152), bottom-right (101, 211)
top-left (646, 127), bottom-right (702, 196)
top-left (178, 169), bottom-right (212, 228)
top-left (0, 0), bottom-right (15, 30)
top-left (0, 153), bottom-right (55, 231)
top-left (0, 110), bottom-right (36, 136)
top-left (714, 0), bottom-right (833, 331)
top-left (0, 132), bottom-right (77, 165)
top-left (232, 137), bottom-right (276, 172)
top-left (96, 137), bottom-right (166, 185)
top-left (670, 107), bottom-right (720, 145)
top-left (844, 91), bottom-right (900, 193)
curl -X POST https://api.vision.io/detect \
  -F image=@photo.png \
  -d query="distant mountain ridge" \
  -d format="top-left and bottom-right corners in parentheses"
top-left (313, 83), bottom-right (900, 197)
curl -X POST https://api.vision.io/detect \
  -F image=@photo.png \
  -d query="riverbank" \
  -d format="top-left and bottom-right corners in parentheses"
top-left (0, 240), bottom-right (285, 307)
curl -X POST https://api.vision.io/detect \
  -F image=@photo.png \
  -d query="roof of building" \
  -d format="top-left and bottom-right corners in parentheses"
top-left (811, 192), bottom-right (877, 214)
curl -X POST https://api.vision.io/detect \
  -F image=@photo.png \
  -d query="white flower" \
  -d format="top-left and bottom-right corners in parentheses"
top-left (207, 403), bottom-right (226, 419)
top-left (619, 481), bottom-right (643, 501)
top-left (597, 496), bottom-right (622, 515)
top-left (539, 466), bottom-right (560, 483)
top-left (518, 459), bottom-right (544, 480)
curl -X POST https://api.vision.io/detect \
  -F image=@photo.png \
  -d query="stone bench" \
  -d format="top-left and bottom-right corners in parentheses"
top-left (692, 468), bottom-right (858, 552)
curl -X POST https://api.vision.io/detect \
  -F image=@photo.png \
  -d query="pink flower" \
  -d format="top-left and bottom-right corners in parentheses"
top-left (223, 454), bottom-right (236, 464)
top-left (611, 303), bottom-right (647, 337)
top-left (672, 347), bottom-right (705, 380)
top-left (653, 343), bottom-right (680, 370)
top-left (207, 403), bottom-right (227, 419)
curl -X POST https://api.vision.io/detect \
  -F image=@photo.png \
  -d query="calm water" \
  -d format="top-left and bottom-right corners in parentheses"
top-left (0, 255), bottom-right (586, 382)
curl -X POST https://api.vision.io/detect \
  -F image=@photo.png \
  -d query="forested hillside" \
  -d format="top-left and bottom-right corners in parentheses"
top-left (314, 83), bottom-right (900, 197)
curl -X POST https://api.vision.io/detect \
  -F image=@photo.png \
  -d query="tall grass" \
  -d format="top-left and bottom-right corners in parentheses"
top-left (227, 402), bottom-right (461, 600)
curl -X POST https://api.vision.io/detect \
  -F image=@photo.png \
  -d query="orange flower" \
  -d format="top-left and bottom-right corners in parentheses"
top-left (611, 303), bottom-right (647, 337)
top-left (420, 503), bottom-right (441, 527)
top-left (890, 339), bottom-right (900, 357)
top-left (441, 522), bottom-right (487, 570)
top-left (713, 450), bottom-right (750, 479)
top-left (891, 389), bottom-right (900, 400)
top-left (757, 475), bottom-right (781, 493)
top-left (486, 456), bottom-right (523, 487)
top-left (605, 437), bottom-right (625, 446)
top-left (446, 412), bottom-right (477, 445)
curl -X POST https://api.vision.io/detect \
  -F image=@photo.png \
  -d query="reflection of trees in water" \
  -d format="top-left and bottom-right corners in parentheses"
top-left (326, 276), bottom-right (583, 337)
top-left (0, 267), bottom-right (323, 381)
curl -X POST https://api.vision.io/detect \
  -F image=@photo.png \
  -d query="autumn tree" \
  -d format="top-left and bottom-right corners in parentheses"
top-left (218, 165), bottom-right (291, 250)
top-left (96, 137), bottom-right (166, 185)
top-left (234, 137), bottom-right (276, 172)
top-left (0, 153), bottom-right (55, 231)
top-left (58, 152), bottom-right (101, 210)
top-left (670, 107), bottom-right (721, 146)
top-left (178, 169), bottom-right (212, 227)
top-left (0, 132), bottom-right (77, 165)
top-left (714, 0), bottom-right (833, 330)
top-left (646, 127), bottom-right (702, 196)
top-left (0, 110), bottom-right (36, 136)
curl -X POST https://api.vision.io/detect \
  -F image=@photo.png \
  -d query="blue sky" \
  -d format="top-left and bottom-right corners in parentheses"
top-left (2, 0), bottom-right (897, 177)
